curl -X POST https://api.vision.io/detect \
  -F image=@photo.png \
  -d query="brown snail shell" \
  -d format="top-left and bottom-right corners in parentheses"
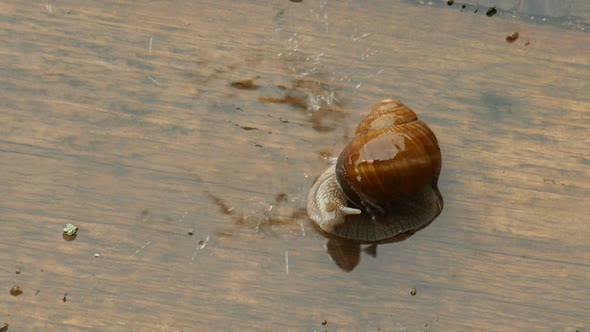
top-left (307, 99), bottom-right (443, 242)
top-left (336, 99), bottom-right (442, 209)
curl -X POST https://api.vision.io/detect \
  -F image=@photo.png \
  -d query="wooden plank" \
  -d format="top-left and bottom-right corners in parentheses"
top-left (1, 0), bottom-right (588, 331)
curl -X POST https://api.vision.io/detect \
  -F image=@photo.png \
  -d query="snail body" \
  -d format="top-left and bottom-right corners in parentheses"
top-left (307, 99), bottom-right (443, 241)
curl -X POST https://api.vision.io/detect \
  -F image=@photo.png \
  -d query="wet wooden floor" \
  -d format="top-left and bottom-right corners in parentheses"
top-left (1, 0), bottom-right (589, 331)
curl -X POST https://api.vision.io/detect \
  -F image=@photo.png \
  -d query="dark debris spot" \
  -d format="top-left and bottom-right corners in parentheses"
top-left (447, 0), bottom-right (454, 6)
top-left (486, 6), bottom-right (497, 17)
top-left (240, 126), bottom-right (258, 131)
top-left (229, 120), bottom-right (259, 131)
top-left (140, 209), bottom-right (149, 220)
top-left (506, 32), bottom-right (519, 43)
top-left (258, 95), bottom-right (308, 109)
top-left (230, 79), bottom-right (260, 90)
top-left (275, 192), bottom-right (288, 203)
top-left (312, 123), bottom-right (336, 132)
top-left (9, 285), bottom-right (23, 296)
top-left (205, 191), bottom-right (235, 215)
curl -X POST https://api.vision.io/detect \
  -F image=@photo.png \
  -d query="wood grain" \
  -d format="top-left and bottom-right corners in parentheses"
top-left (1, 0), bottom-right (588, 331)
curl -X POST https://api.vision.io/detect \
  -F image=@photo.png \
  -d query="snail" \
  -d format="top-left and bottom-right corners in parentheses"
top-left (307, 99), bottom-right (443, 242)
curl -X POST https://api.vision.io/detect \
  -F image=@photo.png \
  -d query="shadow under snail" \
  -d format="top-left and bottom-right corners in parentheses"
top-left (307, 99), bottom-right (443, 242)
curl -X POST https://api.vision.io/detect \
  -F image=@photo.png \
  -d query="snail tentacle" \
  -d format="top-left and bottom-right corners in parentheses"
top-left (339, 206), bottom-right (361, 216)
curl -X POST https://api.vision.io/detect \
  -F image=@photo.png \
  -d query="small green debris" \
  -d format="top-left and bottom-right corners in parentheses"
top-left (63, 223), bottom-right (78, 236)
top-left (274, 8), bottom-right (287, 21)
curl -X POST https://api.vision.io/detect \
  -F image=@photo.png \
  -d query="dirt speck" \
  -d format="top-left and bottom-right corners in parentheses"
top-left (506, 32), bottom-right (519, 43)
top-left (275, 193), bottom-right (289, 203)
top-left (140, 209), bottom-right (150, 222)
top-left (9, 285), bottom-right (23, 296)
